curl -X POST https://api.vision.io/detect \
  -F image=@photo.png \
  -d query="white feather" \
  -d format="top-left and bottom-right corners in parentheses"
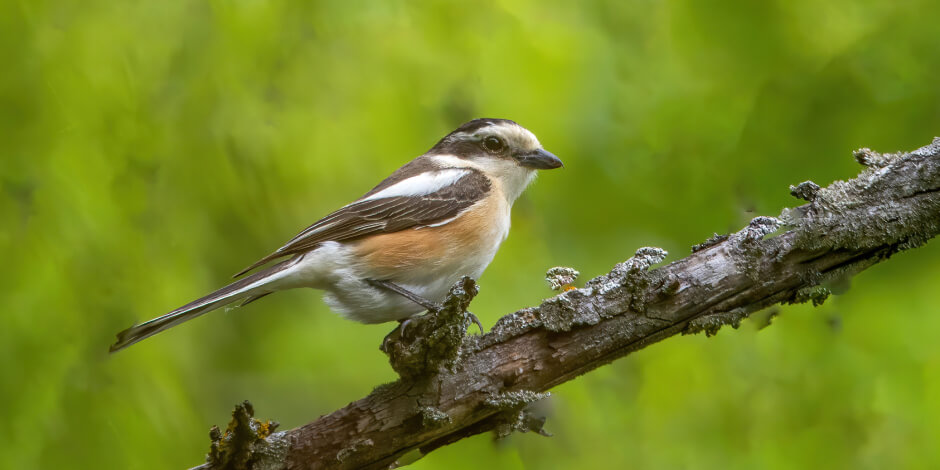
top-left (360, 168), bottom-right (470, 201)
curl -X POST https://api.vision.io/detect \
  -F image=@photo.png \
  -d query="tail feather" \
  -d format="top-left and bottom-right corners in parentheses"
top-left (110, 257), bottom-right (299, 353)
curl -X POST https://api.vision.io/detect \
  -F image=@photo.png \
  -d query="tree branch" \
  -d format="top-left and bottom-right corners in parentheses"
top-left (193, 138), bottom-right (940, 470)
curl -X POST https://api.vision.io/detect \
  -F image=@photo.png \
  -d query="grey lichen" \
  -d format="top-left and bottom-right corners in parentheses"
top-left (493, 407), bottom-right (552, 439)
top-left (419, 406), bottom-right (451, 428)
top-left (586, 246), bottom-right (667, 296)
top-left (485, 391), bottom-right (552, 439)
top-left (524, 247), bottom-right (669, 334)
top-left (729, 217), bottom-right (782, 280)
top-left (382, 277), bottom-right (479, 378)
top-left (692, 233), bottom-right (729, 252)
top-left (206, 401), bottom-right (285, 470)
top-left (537, 294), bottom-right (584, 331)
top-left (853, 147), bottom-right (891, 168)
top-left (682, 218), bottom-right (783, 336)
top-left (732, 216), bottom-right (782, 243)
top-left (623, 247), bottom-right (668, 272)
top-left (484, 390), bottom-right (550, 410)
top-left (480, 248), bottom-right (672, 341)
top-left (483, 307), bottom-right (543, 346)
top-left (545, 266), bottom-right (580, 291)
top-left (783, 139), bottom-right (940, 252)
top-left (789, 180), bottom-right (821, 202)
top-left (684, 309), bottom-right (747, 337)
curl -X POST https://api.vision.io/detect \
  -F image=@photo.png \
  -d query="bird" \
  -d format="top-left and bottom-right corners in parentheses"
top-left (110, 118), bottom-right (563, 353)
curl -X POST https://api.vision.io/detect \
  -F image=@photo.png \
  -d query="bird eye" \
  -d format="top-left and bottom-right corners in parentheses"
top-left (482, 136), bottom-right (505, 153)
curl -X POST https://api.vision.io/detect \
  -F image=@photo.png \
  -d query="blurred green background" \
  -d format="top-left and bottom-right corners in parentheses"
top-left (2, 0), bottom-right (939, 468)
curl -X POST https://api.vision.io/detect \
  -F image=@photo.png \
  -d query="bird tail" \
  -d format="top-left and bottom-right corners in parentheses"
top-left (109, 257), bottom-right (299, 353)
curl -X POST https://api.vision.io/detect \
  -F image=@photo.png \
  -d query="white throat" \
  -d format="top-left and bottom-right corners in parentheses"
top-left (428, 154), bottom-right (537, 205)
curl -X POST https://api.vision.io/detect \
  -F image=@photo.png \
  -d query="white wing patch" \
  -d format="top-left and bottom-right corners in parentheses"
top-left (276, 168), bottom-right (473, 247)
top-left (360, 168), bottom-right (470, 202)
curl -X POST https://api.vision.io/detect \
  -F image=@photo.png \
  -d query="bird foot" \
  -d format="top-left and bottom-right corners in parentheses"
top-left (382, 317), bottom-right (416, 351)
top-left (466, 311), bottom-right (484, 335)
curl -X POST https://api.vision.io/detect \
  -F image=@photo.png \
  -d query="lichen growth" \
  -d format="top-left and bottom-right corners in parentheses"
top-left (481, 307), bottom-right (544, 347)
top-left (782, 139), bottom-right (940, 252)
top-left (508, 247), bottom-right (670, 335)
top-left (545, 266), bottom-right (580, 291)
top-left (419, 406), bottom-right (451, 428)
top-left (484, 390), bottom-right (550, 410)
top-left (684, 310), bottom-right (747, 337)
top-left (788, 286), bottom-right (832, 307)
top-left (591, 246), bottom-right (667, 309)
top-left (206, 401), bottom-right (286, 470)
top-left (789, 180), bottom-right (821, 202)
top-left (484, 392), bottom-right (552, 439)
top-left (492, 407), bottom-right (552, 439)
top-left (537, 293), bottom-right (596, 331)
top-left (595, 247), bottom-right (668, 291)
top-left (382, 276), bottom-right (479, 378)
top-left (732, 216), bottom-right (782, 243)
top-left (853, 147), bottom-right (892, 168)
top-left (623, 247), bottom-right (668, 272)
top-left (727, 217), bottom-right (782, 280)
top-left (692, 233), bottom-right (730, 252)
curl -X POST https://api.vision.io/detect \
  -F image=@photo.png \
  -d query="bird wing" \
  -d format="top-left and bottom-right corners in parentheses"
top-left (233, 167), bottom-right (491, 277)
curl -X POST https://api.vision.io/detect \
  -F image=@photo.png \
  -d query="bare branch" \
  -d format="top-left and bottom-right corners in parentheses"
top-left (194, 138), bottom-right (940, 470)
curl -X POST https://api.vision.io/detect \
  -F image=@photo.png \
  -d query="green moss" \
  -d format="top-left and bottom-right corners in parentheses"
top-left (206, 401), bottom-right (286, 470)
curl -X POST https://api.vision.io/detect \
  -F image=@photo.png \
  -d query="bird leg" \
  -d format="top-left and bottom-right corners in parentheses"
top-left (466, 311), bottom-right (484, 335)
top-left (366, 279), bottom-right (440, 312)
top-left (367, 279), bottom-right (484, 334)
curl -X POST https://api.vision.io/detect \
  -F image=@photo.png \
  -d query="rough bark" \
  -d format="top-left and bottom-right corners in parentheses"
top-left (193, 138), bottom-right (940, 470)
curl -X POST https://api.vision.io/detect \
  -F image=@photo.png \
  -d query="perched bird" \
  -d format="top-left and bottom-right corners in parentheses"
top-left (110, 118), bottom-right (563, 352)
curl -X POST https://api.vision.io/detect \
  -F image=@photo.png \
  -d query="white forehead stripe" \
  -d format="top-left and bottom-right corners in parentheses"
top-left (483, 122), bottom-right (541, 151)
top-left (361, 169), bottom-right (470, 201)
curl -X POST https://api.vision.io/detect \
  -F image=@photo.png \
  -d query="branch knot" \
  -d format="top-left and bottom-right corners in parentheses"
top-left (381, 276), bottom-right (479, 378)
top-left (206, 401), bottom-right (286, 470)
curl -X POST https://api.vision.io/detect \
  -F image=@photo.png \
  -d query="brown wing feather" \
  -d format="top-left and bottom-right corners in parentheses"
top-left (232, 169), bottom-right (491, 277)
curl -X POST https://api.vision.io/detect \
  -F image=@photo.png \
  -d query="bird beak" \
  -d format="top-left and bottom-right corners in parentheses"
top-left (517, 149), bottom-right (564, 169)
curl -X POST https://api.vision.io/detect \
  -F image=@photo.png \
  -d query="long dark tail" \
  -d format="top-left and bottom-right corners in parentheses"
top-left (110, 258), bottom-right (297, 353)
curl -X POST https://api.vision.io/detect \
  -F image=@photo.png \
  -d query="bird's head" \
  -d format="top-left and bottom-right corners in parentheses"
top-left (429, 118), bottom-right (563, 170)
top-left (426, 118), bottom-right (562, 201)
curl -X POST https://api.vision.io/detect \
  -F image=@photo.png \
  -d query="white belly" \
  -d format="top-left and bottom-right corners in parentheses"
top-left (279, 199), bottom-right (511, 324)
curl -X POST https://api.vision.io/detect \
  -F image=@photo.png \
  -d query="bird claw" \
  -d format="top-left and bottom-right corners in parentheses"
top-left (373, 279), bottom-right (482, 352)
top-left (382, 317), bottom-right (416, 351)
top-left (398, 317), bottom-right (416, 337)
top-left (426, 303), bottom-right (482, 335)
top-left (466, 311), bottom-right (484, 335)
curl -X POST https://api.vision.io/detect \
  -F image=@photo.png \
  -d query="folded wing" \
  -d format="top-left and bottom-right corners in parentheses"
top-left (233, 167), bottom-right (491, 277)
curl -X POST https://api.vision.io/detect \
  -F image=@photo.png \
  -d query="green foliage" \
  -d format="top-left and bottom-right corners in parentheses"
top-left (2, 0), bottom-right (939, 468)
